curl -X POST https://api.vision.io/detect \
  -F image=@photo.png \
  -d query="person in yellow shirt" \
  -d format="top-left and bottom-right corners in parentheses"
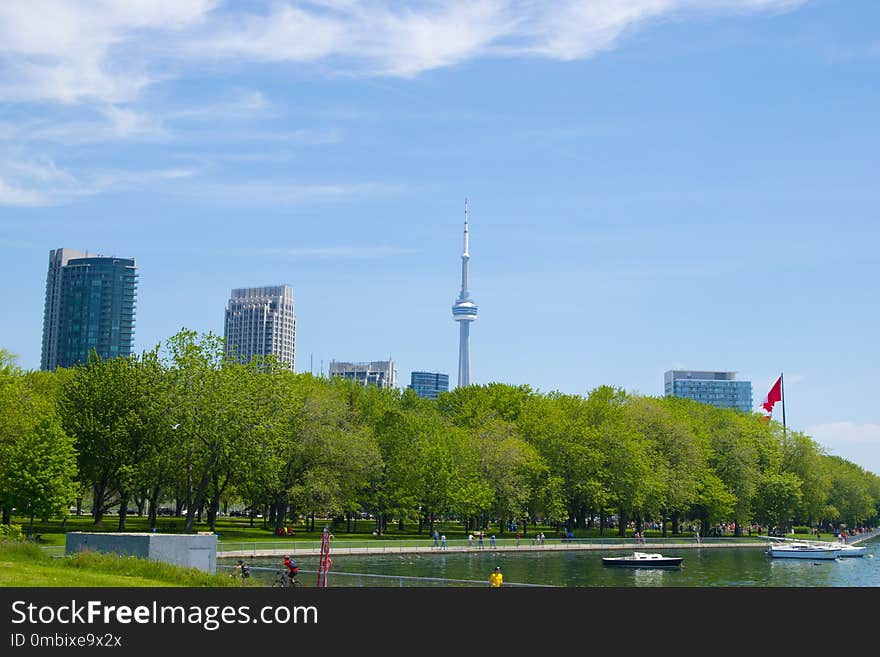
top-left (489, 566), bottom-right (503, 587)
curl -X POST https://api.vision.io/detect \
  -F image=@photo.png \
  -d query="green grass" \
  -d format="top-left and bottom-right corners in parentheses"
top-left (0, 539), bottom-right (239, 587)
top-left (15, 513), bottom-right (786, 552)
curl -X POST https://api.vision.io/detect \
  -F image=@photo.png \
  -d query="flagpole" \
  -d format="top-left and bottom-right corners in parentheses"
top-left (780, 371), bottom-right (786, 431)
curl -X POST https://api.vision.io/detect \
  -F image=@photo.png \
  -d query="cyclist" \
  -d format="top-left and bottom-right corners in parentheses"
top-left (232, 559), bottom-right (250, 580)
top-left (282, 555), bottom-right (299, 586)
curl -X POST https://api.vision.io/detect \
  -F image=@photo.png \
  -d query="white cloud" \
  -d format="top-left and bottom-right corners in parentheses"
top-left (182, 180), bottom-right (402, 205)
top-left (0, 0), bottom-right (216, 104)
top-left (0, 1), bottom-right (808, 105)
top-left (807, 421), bottom-right (880, 475)
top-left (234, 245), bottom-right (416, 259)
top-left (0, 158), bottom-right (198, 207)
top-left (0, 1), bottom-right (808, 207)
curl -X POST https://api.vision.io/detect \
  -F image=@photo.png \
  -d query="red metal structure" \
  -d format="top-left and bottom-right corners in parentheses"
top-left (317, 527), bottom-right (332, 587)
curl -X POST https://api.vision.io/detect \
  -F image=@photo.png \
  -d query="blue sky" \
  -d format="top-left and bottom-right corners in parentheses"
top-left (1, 1), bottom-right (878, 474)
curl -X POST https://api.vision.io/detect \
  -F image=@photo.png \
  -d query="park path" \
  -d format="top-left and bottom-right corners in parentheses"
top-left (220, 538), bottom-right (770, 559)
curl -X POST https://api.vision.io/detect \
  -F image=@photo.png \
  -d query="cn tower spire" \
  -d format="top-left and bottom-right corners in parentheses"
top-left (460, 198), bottom-right (470, 296)
top-left (452, 198), bottom-right (478, 388)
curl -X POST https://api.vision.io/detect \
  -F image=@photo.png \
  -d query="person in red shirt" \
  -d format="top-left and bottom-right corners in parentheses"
top-left (282, 555), bottom-right (299, 586)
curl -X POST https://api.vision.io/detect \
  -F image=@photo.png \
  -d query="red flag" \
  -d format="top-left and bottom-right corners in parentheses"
top-left (761, 375), bottom-right (782, 414)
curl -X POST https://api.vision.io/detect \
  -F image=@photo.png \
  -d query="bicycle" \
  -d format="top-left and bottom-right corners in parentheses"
top-left (274, 570), bottom-right (302, 588)
top-left (230, 561), bottom-right (250, 583)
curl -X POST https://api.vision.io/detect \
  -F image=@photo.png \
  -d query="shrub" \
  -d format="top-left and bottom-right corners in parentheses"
top-left (793, 526), bottom-right (811, 535)
top-left (0, 524), bottom-right (24, 541)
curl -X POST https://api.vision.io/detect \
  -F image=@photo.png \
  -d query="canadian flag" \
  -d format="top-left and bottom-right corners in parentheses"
top-left (761, 375), bottom-right (782, 415)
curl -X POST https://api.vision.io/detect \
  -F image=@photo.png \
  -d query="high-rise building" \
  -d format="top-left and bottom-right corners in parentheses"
top-left (452, 199), bottom-right (478, 388)
top-left (224, 285), bottom-right (296, 370)
top-left (40, 248), bottom-right (138, 371)
top-left (664, 370), bottom-right (753, 413)
top-left (409, 371), bottom-right (449, 400)
top-left (329, 360), bottom-right (397, 389)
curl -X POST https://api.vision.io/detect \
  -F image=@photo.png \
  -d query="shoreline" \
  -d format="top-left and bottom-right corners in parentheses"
top-left (219, 531), bottom-right (880, 559)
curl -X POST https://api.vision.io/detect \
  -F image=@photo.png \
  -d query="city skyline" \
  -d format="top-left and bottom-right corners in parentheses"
top-left (1, 1), bottom-right (878, 475)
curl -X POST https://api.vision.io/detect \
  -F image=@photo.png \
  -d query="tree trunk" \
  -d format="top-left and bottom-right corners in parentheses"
top-left (184, 468), bottom-right (212, 533)
top-left (273, 496), bottom-right (288, 537)
top-left (93, 478), bottom-right (109, 525)
top-left (117, 492), bottom-right (129, 531)
top-left (148, 487), bottom-right (161, 530)
top-left (617, 510), bottom-right (627, 537)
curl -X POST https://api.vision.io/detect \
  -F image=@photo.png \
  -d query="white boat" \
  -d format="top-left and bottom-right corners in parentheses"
top-left (833, 543), bottom-right (867, 557)
top-left (767, 542), bottom-right (842, 560)
top-left (602, 552), bottom-right (683, 568)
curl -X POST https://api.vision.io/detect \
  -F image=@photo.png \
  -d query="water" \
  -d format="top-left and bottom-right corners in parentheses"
top-left (224, 538), bottom-right (880, 587)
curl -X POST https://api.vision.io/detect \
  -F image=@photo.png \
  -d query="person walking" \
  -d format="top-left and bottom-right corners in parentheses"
top-left (432, 530), bottom-right (439, 548)
top-left (478, 533), bottom-right (485, 549)
top-left (440, 534), bottom-right (447, 550)
top-left (490, 534), bottom-right (496, 548)
top-left (489, 566), bottom-right (503, 588)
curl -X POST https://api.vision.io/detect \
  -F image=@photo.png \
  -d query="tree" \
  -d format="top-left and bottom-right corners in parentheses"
top-left (754, 471), bottom-right (803, 533)
top-left (1, 416), bottom-right (78, 537)
top-left (60, 351), bottom-right (152, 529)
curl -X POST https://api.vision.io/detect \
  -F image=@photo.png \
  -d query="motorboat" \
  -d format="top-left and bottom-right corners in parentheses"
top-left (601, 552), bottom-right (683, 568)
top-left (767, 542), bottom-right (842, 560)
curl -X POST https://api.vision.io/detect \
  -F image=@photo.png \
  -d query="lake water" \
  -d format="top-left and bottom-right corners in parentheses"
top-left (226, 537), bottom-right (880, 587)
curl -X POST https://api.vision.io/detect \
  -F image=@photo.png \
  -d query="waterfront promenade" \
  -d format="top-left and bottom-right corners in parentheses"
top-left (220, 536), bottom-right (769, 559)
top-left (219, 529), bottom-right (880, 560)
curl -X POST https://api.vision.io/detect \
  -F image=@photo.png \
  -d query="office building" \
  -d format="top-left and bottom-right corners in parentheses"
top-left (452, 199), bottom-right (478, 387)
top-left (329, 360), bottom-right (397, 389)
top-left (224, 285), bottom-right (296, 370)
top-left (664, 370), bottom-right (753, 413)
top-left (409, 371), bottom-right (449, 399)
top-left (40, 248), bottom-right (138, 370)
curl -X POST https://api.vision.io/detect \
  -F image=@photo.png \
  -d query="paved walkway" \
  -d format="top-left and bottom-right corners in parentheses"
top-left (219, 530), bottom-right (879, 560)
top-left (844, 529), bottom-right (880, 545)
top-left (220, 539), bottom-right (772, 559)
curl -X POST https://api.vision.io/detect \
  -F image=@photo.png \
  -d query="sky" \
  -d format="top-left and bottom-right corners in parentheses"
top-left (1, 1), bottom-right (878, 474)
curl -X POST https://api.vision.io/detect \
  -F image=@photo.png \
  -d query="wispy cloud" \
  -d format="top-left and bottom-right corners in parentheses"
top-left (1, 1), bottom-right (808, 105)
top-left (0, 158), bottom-right (198, 207)
top-left (0, 0), bottom-right (216, 104)
top-left (235, 245), bottom-right (416, 259)
top-left (806, 421), bottom-right (880, 474)
top-left (181, 180), bottom-right (402, 206)
top-left (807, 422), bottom-right (880, 447)
top-left (0, 1), bottom-right (808, 207)
top-left (0, 107), bottom-right (168, 145)
top-left (145, 244), bottom-right (416, 259)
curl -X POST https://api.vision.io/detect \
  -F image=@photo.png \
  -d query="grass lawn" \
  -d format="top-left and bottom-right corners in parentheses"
top-left (13, 513), bottom-right (787, 550)
top-left (0, 540), bottom-right (239, 587)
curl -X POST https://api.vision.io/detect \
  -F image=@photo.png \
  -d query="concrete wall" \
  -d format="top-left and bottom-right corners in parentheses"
top-left (65, 533), bottom-right (218, 574)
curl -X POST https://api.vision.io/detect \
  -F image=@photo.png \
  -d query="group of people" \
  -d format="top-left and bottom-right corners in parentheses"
top-left (467, 532), bottom-right (496, 549)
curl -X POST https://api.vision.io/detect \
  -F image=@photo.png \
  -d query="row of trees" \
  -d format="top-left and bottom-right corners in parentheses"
top-left (1, 331), bottom-right (879, 538)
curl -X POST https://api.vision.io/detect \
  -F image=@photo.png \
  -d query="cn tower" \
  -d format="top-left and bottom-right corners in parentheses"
top-left (452, 199), bottom-right (478, 388)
